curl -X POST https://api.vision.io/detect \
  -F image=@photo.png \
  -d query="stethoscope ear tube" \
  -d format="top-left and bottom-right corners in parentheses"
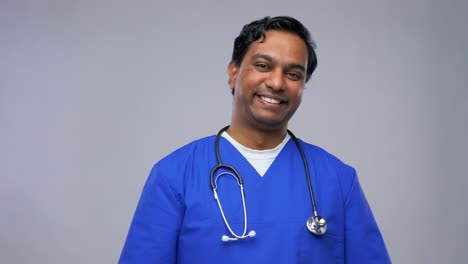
top-left (210, 125), bottom-right (239, 190)
top-left (210, 163), bottom-right (243, 189)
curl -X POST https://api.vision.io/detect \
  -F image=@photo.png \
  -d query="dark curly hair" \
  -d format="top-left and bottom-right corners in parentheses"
top-left (231, 16), bottom-right (317, 84)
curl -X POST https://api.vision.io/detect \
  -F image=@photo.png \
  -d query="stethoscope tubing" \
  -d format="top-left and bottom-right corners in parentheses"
top-left (211, 126), bottom-right (320, 216)
top-left (287, 130), bottom-right (320, 217)
top-left (210, 126), bottom-right (326, 237)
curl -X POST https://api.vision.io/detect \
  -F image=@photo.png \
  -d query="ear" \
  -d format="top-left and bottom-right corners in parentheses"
top-left (227, 61), bottom-right (239, 89)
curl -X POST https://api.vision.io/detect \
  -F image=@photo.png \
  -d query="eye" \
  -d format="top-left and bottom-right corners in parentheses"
top-left (255, 63), bottom-right (270, 72)
top-left (286, 72), bottom-right (303, 81)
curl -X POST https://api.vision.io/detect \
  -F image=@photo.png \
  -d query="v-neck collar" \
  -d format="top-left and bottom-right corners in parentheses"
top-left (221, 132), bottom-right (291, 176)
top-left (218, 137), bottom-right (294, 184)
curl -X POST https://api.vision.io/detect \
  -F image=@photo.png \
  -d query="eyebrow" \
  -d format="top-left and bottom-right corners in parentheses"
top-left (250, 53), bottom-right (306, 72)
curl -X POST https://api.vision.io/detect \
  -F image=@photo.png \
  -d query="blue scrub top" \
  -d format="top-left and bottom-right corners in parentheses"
top-left (119, 136), bottom-right (391, 263)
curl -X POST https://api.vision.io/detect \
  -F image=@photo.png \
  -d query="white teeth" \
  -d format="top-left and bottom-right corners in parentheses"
top-left (260, 96), bottom-right (281, 104)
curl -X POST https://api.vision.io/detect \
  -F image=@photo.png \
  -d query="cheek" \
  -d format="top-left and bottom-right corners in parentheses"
top-left (238, 68), bottom-right (264, 87)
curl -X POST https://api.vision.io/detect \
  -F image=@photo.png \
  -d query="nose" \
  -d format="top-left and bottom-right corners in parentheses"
top-left (264, 70), bottom-right (285, 91)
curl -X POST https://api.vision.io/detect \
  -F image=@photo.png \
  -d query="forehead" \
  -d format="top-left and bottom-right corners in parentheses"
top-left (243, 30), bottom-right (308, 66)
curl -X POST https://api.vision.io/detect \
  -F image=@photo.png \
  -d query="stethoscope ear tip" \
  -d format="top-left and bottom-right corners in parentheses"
top-left (221, 230), bottom-right (256, 242)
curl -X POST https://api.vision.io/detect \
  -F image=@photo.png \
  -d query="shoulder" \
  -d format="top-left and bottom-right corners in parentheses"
top-left (144, 135), bottom-right (216, 194)
top-left (150, 135), bottom-right (216, 178)
top-left (157, 135), bottom-right (216, 167)
top-left (297, 139), bottom-right (355, 172)
top-left (296, 138), bottom-right (358, 198)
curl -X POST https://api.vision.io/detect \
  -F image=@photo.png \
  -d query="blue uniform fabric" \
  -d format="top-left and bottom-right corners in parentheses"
top-left (120, 136), bottom-right (391, 263)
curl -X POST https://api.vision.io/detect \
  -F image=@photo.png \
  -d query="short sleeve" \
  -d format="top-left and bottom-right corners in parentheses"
top-left (119, 163), bottom-right (184, 264)
top-left (343, 169), bottom-right (392, 263)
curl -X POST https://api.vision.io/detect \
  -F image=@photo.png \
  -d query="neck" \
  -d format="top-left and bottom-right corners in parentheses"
top-left (226, 123), bottom-right (287, 150)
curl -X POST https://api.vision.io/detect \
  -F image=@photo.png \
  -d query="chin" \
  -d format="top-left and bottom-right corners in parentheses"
top-left (253, 119), bottom-right (288, 131)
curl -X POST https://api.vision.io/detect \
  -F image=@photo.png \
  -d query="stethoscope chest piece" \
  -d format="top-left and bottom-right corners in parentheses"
top-left (306, 215), bottom-right (327, 236)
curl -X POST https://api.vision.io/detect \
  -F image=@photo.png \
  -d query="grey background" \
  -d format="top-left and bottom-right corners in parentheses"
top-left (1, 0), bottom-right (467, 263)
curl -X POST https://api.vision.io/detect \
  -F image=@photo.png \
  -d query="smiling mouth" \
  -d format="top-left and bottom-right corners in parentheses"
top-left (259, 95), bottom-right (283, 105)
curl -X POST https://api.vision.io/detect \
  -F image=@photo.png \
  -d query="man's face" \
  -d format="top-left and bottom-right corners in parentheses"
top-left (228, 30), bottom-right (308, 132)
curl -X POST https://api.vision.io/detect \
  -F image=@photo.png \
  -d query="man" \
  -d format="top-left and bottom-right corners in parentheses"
top-left (120, 16), bottom-right (391, 263)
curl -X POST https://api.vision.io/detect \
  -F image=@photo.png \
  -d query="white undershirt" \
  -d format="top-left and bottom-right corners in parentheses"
top-left (221, 132), bottom-right (291, 177)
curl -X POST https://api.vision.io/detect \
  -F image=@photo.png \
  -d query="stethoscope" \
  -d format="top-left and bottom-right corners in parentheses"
top-left (210, 126), bottom-right (327, 242)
